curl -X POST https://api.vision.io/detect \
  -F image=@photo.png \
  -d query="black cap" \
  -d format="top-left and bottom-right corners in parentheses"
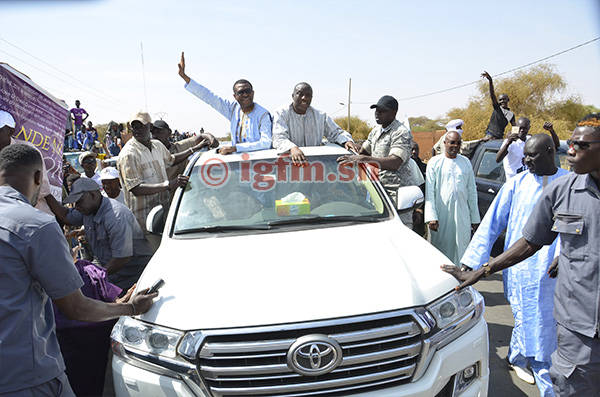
top-left (152, 120), bottom-right (170, 131)
top-left (370, 95), bottom-right (398, 111)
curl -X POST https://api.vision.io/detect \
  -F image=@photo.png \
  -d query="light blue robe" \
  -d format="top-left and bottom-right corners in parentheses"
top-left (462, 169), bottom-right (569, 362)
top-left (425, 154), bottom-right (479, 265)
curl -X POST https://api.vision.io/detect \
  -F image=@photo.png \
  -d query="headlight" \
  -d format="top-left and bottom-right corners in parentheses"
top-left (111, 316), bottom-right (184, 359)
top-left (427, 287), bottom-right (482, 330)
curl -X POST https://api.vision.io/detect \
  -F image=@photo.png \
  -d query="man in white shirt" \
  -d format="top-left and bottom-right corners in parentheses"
top-left (496, 117), bottom-right (534, 180)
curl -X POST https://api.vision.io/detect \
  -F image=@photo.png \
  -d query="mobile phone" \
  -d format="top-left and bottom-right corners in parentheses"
top-left (147, 278), bottom-right (165, 294)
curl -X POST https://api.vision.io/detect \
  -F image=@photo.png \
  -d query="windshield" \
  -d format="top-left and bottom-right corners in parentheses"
top-left (173, 154), bottom-right (391, 234)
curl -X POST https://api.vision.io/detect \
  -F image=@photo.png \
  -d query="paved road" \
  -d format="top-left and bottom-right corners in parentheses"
top-left (476, 272), bottom-right (540, 397)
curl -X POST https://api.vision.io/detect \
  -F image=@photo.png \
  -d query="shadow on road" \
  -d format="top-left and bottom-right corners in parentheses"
top-left (476, 273), bottom-right (540, 397)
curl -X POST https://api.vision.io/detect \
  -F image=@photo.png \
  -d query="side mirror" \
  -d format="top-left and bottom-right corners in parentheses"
top-left (146, 205), bottom-right (165, 235)
top-left (396, 185), bottom-right (424, 213)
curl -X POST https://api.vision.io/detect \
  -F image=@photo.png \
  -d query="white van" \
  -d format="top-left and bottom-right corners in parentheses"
top-left (111, 144), bottom-right (489, 397)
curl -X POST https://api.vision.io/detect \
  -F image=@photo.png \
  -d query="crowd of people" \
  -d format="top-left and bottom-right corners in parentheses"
top-left (0, 59), bottom-right (598, 397)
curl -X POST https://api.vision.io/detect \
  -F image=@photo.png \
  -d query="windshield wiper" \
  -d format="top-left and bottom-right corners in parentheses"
top-left (174, 224), bottom-right (272, 235)
top-left (267, 215), bottom-right (382, 227)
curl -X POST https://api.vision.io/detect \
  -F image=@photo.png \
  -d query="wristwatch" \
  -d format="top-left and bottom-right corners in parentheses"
top-left (163, 180), bottom-right (171, 191)
top-left (482, 263), bottom-right (492, 278)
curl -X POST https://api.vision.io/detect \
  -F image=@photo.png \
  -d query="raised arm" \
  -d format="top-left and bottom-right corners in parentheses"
top-left (178, 51), bottom-right (191, 85)
top-left (481, 71), bottom-right (498, 106)
top-left (495, 131), bottom-right (518, 162)
top-left (543, 122), bottom-right (561, 149)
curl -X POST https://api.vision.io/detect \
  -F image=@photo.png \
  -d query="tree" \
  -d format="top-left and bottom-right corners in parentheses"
top-left (409, 116), bottom-right (444, 132)
top-left (449, 64), bottom-right (598, 141)
top-left (333, 116), bottom-right (372, 140)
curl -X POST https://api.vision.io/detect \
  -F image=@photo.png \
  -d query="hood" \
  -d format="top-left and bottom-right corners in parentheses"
top-left (137, 219), bottom-right (457, 330)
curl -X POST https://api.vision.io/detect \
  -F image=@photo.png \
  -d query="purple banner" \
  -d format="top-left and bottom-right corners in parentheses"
top-left (0, 63), bottom-right (67, 195)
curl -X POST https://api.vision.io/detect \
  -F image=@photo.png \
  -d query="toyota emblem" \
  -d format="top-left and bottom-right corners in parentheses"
top-left (287, 335), bottom-right (343, 376)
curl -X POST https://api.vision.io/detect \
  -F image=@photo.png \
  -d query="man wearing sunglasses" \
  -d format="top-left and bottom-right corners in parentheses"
top-left (79, 151), bottom-right (101, 187)
top-left (443, 113), bottom-right (600, 396)
top-left (178, 52), bottom-right (272, 155)
top-left (462, 134), bottom-right (569, 395)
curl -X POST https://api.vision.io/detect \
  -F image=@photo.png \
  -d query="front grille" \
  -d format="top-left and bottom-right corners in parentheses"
top-left (196, 311), bottom-right (423, 396)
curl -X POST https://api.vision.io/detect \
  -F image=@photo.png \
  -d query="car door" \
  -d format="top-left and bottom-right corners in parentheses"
top-left (471, 145), bottom-right (506, 218)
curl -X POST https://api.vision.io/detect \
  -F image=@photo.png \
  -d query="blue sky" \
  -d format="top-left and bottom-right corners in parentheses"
top-left (1, 0), bottom-right (599, 137)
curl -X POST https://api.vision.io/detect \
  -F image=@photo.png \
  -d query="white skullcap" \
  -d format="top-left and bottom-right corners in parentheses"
top-left (0, 110), bottom-right (16, 128)
top-left (445, 119), bottom-right (464, 135)
top-left (99, 167), bottom-right (120, 180)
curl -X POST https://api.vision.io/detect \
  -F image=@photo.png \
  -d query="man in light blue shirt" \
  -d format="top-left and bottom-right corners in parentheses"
top-left (178, 52), bottom-right (272, 154)
top-left (462, 134), bottom-right (569, 396)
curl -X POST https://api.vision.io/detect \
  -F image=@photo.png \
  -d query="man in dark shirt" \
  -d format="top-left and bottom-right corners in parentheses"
top-left (411, 142), bottom-right (427, 236)
top-left (481, 71), bottom-right (516, 139)
top-left (411, 142), bottom-right (427, 177)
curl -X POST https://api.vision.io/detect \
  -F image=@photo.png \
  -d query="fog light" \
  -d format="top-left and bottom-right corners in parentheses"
top-left (463, 365), bottom-right (475, 379)
top-left (454, 363), bottom-right (479, 394)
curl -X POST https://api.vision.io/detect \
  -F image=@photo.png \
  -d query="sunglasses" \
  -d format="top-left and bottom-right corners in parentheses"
top-left (566, 139), bottom-right (600, 151)
top-left (234, 88), bottom-right (252, 96)
top-left (82, 160), bottom-right (95, 165)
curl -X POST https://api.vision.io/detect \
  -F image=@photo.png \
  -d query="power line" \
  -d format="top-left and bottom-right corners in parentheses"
top-left (0, 48), bottom-right (129, 115)
top-left (329, 105), bottom-right (349, 116)
top-left (352, 37), bottom-right (600, 104)
top-left (0, 37), bottom-right (137, 110)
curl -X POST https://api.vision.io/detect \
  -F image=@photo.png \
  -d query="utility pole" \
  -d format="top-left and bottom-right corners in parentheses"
top-left (140, 42), bottom-right (148, 112)
top-left (347, 78), bottom-right (351, 133)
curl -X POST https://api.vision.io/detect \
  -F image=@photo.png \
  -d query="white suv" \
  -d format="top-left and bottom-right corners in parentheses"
top-left (111, 144), bottom-right (489, 397)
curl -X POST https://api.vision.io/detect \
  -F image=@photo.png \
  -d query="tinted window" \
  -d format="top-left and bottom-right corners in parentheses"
top-left (476, 149), bottom-right (505, 183)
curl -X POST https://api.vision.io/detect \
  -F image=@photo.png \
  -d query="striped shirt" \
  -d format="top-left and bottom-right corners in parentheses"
top-left (117, 138), bottom-right (174, 232)
top-left (272, 104), bottom-right (353, 152)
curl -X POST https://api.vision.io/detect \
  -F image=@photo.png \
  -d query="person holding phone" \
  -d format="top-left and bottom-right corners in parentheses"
top-left (496, 117), bottom-right (532, 180)
top-left (0, 144), bottom-right (157, 396)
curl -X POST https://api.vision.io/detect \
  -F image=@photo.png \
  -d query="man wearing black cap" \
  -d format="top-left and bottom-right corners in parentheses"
top-left (273, 82), bottom-right (358, 165)
top-left (337, 95), bottom-right (414, 226)
top-left (151, 120), bottom-right (218, 183)
top-left (45, 178), bottom-right (153, 291)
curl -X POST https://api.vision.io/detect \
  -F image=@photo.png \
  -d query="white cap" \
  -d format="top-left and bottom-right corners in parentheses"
top-left (0, 110), bottom-right (16, 128)
top-left (99, 167), bottom-right (120, 180)
top-left (445, 119), bottom-right (464, 135)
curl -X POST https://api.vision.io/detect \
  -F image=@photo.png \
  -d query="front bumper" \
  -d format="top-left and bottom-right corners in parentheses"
top-left (112, 317), bottom-right (488, 397)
